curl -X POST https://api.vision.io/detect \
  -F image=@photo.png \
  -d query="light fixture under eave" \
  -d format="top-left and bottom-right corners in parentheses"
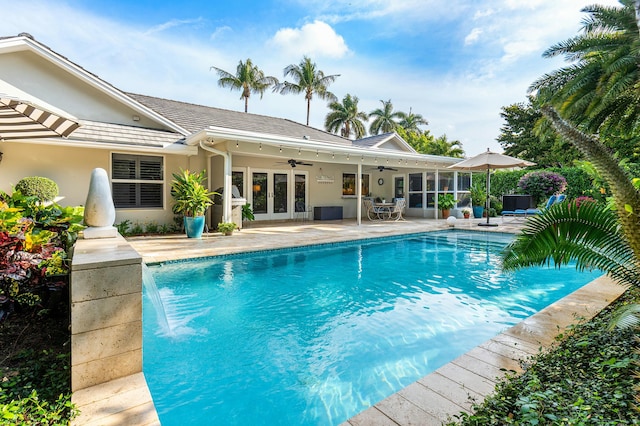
top-left (236, 141), bottom-right (239, 148)
top-left (259, 143), bottom-right (262, 151)
top-left (279, 146), bottom-right (282, 153)
top-left (0, 152), bottom-right (3, 164)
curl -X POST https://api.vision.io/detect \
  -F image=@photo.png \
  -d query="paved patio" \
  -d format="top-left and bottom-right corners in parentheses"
top-left (76, 217), bottom-right (625, 425)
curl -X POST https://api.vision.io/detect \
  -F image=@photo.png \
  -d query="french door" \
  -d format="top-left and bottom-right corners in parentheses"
top-left (251, 169), bottom-right (307, 220)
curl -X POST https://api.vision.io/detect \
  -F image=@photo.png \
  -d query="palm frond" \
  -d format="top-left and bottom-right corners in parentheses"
top-left (503, 201), bottom-right (639, 287)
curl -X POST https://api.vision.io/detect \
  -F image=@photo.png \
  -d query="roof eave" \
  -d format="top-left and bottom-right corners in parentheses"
top-left (187, 126), bottom-right (459, 165)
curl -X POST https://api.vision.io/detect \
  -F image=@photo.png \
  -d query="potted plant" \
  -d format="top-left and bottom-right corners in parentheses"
top-left (469, 182), bottom-right (486, 218)
top-left (437, 193), bottom-right (457, 218)
top-left (461, 208), bottom-right (471, 219)
top-left (171, 169), bottom-right (217, 238)
top-left (217, 222), bottom-right (237, 236)
top-left (242, 203), bottom-right (255, 227)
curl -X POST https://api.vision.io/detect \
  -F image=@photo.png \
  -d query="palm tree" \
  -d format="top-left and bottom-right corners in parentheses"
top-left (368, 99), bottom-right (402, 135)
top-left (211, 59), bottom-right (278, 113)
top-left (503, 106), bottom-right (640, 288)
top-left (397, 108), bottom-right (429, 133)
top-left (275, 56), bottom-right (339, 125)
top-left (530, 0), bottom-right (640, 138)
top-left (427, 134), bottom-right (465, 158)
top-left (324, 94), bottom-right (368, 139)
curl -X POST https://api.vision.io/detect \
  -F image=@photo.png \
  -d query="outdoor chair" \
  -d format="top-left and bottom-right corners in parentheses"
top-left (363, 198), bottom-right (386, 221)
top-left (294, 201), bottom-right (312, 221)
top-left (389, 198), bottom-right (406, 221)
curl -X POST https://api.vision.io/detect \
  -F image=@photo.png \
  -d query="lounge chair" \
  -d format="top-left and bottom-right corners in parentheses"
top-left (502, 194), bottom-right (564, 220)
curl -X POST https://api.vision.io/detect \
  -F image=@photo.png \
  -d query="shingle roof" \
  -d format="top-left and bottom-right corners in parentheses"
top-left (127, 93), bottom-right (351, 145)
top-left (70, 120), bottom-right (184, 147)
top-left (353, 133), bottom-right (396, 148)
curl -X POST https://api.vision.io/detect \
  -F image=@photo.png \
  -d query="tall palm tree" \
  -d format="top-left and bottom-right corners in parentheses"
top-left (530, 0), bottom-right (640, 138)
top-left (324, 94), bottom-right (368, 139)
top-left (211, 59), bottom-right (278, 113)
top-left (397, 108), bottom-right (429, 133)
top-left (276, 56), bottom-right (339, 125)
top-left (368, 99), bottom-right (402, 135)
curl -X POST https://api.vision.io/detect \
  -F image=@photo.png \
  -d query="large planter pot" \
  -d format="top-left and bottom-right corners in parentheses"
top-left (472, 206), bottom-right (485, 218)
top-left (440, 209), bottom-right (450, 219)
top-left (184, 215), bottom-right (206, 238)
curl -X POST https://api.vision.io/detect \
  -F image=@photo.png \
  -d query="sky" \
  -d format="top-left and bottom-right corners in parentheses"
top-left (3, 0), bottom-right (622, 156)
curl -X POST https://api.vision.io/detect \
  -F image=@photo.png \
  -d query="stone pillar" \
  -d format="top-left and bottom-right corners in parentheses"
top-left (70, 236), bottom-right (143, 391)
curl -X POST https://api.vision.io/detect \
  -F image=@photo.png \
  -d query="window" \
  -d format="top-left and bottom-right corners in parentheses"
top-left (112, 153), bottom-right (164, 208)
top-left (342, 173), bottom-right (370, 196)
top-left (408, 173), bottom-right (423, 208)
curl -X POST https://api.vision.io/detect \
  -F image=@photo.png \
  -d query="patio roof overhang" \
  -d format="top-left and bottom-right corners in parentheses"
top-left (187, 126), bottom-right (461, 169)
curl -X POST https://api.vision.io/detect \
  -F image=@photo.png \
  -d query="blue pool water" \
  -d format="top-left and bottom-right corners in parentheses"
top-left (143, 230), bottom-right (601, 425)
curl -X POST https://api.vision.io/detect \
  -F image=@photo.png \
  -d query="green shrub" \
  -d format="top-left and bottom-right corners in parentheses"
top-left (517, 171), bottom-right (567, 205)
top-left (14, 176), bottom-right (59, 202)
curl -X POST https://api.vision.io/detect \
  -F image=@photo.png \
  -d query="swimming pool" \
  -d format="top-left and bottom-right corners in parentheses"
top-left (143, 230), bottom-right (601, 425)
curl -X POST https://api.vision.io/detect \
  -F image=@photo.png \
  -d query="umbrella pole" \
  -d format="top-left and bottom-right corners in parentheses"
top-left (479, 165), bottom-right (498, 227)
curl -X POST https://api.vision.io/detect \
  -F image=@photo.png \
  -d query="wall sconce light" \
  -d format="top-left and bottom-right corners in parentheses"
top-left (0, 152), bottom-right (3, 164)
top-left (259, 143), bottom-right (262, 150)
top-left (132, 115), bottom-right (140, 122)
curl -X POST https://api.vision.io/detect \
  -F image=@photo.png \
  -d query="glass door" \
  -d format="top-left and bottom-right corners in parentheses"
top-left (251, 170), bottom-right (291, 220)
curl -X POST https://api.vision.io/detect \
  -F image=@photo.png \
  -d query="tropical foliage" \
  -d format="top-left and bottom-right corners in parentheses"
top-left (397, 108), bottom-right (428, 133)
top-left (497, 98), bottom-right (581, 167)
top-left (0, 189), bottom-right (84, 321)
top-left (324, 93), bottom-right (368, 138)
top-left (276, 56), bottom-right (339, 125)
top-left (530, 0), bottom-right (640, 160)
top-left (211, 58), bottom-right (279, 113)
top-left (428, 134), bottom-right (464, 158)
top-left (368, 99), bottom-right (403, 135)
top-left (170, 169), bottom-right (217, 217)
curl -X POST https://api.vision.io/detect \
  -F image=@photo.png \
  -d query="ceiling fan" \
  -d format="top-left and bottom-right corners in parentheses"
top-left (277, 159), bottom-right (314, 168)
top-left (369, 165), bottom-right (398, 172)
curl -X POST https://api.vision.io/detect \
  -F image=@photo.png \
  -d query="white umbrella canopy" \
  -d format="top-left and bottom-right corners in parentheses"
top-left (0, 80), bottom-right (80, 140)
top-left (448, 148), bottom-right (535, 226)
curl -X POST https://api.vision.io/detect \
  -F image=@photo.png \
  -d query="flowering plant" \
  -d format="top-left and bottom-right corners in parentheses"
top-left (517, 171), bottom-right (567, 205)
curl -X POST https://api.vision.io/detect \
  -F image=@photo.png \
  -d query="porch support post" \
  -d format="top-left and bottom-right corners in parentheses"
top-left (357, 163), bottom-right (362, 226)
top-left (222, 152), bottom-right (232, 223)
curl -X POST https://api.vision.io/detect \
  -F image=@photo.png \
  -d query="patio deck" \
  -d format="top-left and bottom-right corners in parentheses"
top-left (73, 217), bottom-right (626, 425)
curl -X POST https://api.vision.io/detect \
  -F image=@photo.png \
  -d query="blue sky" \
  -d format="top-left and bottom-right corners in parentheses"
top-left (4, 0), bottom-right (621, 155)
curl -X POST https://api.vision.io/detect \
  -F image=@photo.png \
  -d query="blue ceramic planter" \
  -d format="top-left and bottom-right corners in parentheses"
top-left (184, 216), bottom-right (205, 238)
top-left (472, 206), bottom-right (485, 219)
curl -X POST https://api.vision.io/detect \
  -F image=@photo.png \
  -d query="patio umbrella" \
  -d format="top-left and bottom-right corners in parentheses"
top-left (0, 80), bottom-right (80, 140)
top-left (448, 148), bottom-right (534, 226)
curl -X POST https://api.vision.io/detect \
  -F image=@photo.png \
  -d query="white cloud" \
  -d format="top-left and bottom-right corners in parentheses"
top-left (210, 26), bottom-right (232, 40)
top-left (464, 28), bottom-right (483, 46)
top-left (268, 20), bottom-right (349, 59)
top-left (143, 18), bottom-right (205, 35)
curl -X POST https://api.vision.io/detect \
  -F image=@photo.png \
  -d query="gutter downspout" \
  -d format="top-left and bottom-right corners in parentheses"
top-left (199, 140), bottom-right (232, 223)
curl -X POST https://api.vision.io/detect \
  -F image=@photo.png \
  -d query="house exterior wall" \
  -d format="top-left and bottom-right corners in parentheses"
top-left (0, 141), bottom-right (211, 228)
top-left (0, 50), bottom-right (163, 129)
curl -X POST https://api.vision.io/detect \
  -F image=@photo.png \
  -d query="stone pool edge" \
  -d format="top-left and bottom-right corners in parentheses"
top-left (341, 275), bottom-right (625, 426)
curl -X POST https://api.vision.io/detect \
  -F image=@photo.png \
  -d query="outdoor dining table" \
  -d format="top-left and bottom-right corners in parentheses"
top-left (374, 202), bottom-right (396, 220)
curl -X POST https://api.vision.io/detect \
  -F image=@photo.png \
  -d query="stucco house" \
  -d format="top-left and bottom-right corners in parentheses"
top-left (0, 33), bottom-right (472, 229)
